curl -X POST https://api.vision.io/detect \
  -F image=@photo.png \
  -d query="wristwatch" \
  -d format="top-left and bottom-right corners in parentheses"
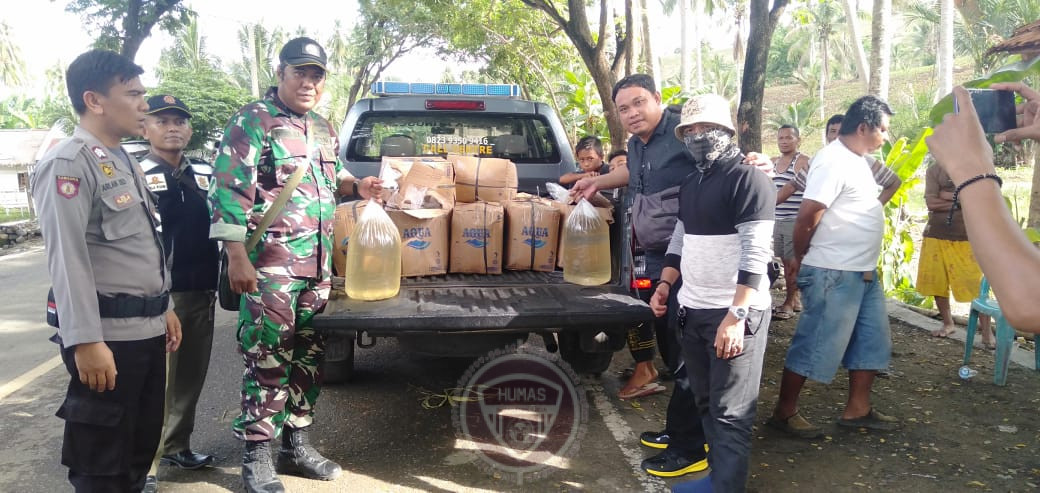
top-left (728, 306), bottom-right (749, 320)
top-left (352, 180), bottom-right (360, 196)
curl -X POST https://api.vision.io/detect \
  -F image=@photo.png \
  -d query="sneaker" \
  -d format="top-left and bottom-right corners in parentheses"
top-left (642, 449), bottom-right (709, 478)
top-left (766, 411), bottom-right (823, 439)
top-left (639, 431), bottom-right (670, 449)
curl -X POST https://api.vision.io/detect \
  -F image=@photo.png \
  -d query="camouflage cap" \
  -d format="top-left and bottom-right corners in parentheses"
top-left (279, 37), bottom-right (327, 70)
top-left (146, 94), bottom-right (191, 118)
top-left (674, 94), bottom-right (735, 140)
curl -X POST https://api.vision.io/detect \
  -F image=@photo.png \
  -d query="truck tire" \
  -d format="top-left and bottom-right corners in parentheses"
top-left (322, 333), bottom-right (356, 384)
top-left (557, 332), bottom-right (614, 375)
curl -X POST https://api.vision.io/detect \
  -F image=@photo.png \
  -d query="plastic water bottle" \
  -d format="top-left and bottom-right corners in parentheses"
top-left (958, 365), bottom-right (978, 380)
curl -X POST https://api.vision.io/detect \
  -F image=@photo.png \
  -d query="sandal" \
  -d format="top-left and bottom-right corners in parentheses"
top-left (837, 408), bottom-right (901, 431)
top-left (618, 382), bottom-right (666, 400)
top-left (772, 307), bottom-right (794, 320)
top-left (766, 411), bottom-right (823, 438)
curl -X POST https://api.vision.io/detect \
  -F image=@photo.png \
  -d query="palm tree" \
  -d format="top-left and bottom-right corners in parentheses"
top-left (838, 0), bottom-right (869, 89)
top-left (232, 24), bottom-right (284, 98)
top-left (0, 21), bottom-right (26, 87)
top-left (938, 0), bottom-right (953, 99)
top-left (869, 0), bottom-right (892, 99)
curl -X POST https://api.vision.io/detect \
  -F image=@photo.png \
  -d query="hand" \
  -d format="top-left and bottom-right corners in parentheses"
top-left (585, 171), bottom-right (600, 178)
top-left (743, 152), bottom-right (775, 177)
top-left (74, 342), bottom-right (117, 392)
top-left (991, 82), bottom-right (1040, 144)
top-left (714, 316), bottom-right (745, 359)
top-left (649, 283), bottom-right (669, 318)
top-left (226, 242), bottom-right (258, 295)
top-left (359, 176), bottom-right (384, 200)
top-left (569, 177), bottom-right (601, 201)
top-left (165, 310), bottom-right (182, 353)
top-left (926, 86), bottom-right (995, 185)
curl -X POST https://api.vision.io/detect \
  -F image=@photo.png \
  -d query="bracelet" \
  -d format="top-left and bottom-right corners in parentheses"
top-left (352, 180), bottom-right (360, 197)
top-left (947, 173), bottom-right (1002, 225)
top-left (657, 279), bottom-right (672, 290)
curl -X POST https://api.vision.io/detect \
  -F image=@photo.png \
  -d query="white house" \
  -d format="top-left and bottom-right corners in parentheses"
top-left (0, 129), bottom-right (54, 213)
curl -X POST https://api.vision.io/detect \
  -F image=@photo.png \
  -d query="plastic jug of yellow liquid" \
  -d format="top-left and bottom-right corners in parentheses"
top-left (562, 198), bottom-right (611, 285)
top-left (344, 199), bottom-right (402, 300)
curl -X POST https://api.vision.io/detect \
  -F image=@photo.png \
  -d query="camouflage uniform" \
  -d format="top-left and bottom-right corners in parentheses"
top-left (209, 87), bottom-right (349, 441)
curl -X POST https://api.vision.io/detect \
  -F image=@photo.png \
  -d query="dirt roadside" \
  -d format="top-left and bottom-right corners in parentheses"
top-left (613, 306), bottom-right (1040, 492)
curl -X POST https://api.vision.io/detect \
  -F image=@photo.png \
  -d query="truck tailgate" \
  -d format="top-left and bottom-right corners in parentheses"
top-left (312, 271), bottom-right (653, 333)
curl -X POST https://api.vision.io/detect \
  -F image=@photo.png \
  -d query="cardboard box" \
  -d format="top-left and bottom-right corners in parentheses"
top-left (504, 198), bottom-right (560, 272)
top-left (332, 200), bottom-right (368, 276)
top-left (379, 157), bottom-right (455, 209)
top-left (450, 202), bottom-right (505, 274)
top-left (555, 202), bottom-right (614, 269)
top-left (389, 208), bottom-right (451, 277)
top-left (449, 155), bottom-right (517, 203)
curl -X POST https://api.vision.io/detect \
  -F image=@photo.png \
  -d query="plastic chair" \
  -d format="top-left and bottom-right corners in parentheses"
top-left (962, 277), bottom-right (1040, 385)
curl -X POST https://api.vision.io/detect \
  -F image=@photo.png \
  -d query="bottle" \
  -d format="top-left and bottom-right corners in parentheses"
top-left (958, 365), bottom-right (978, 380)
top-left (344, 200), bottom-right (402, 300)
top-left (563, 198), bottom-right (611, 286)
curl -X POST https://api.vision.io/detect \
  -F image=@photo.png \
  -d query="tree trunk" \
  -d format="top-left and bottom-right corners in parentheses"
top-left (247, 26), bottom-right (260, 99)
top-left (639, 0), bottom-right (657, 82)
top-left (737, 0), bottom-right (790, 153)
top-left (839, 0), bottom-right (870, 90)
top-left (938, 0), bottom-right (954, 100)
top-left (1029, 146), bottom-right (1040, 229)
top-left (680, 0), bottom-right (689, 89)
top-left (692, 0), bottom-right (704, 88)
top-left (119, 0), bottom-right (180, 61)
top-left (868, 0), bottom-right (891, 100)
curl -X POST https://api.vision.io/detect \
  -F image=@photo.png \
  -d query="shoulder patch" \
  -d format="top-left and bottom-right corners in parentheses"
top-left (189, 162), bottom-right (213, 175)
top-left (139, 158), bottom-right (160, 173)
top-left (98, 162), bottom-right (116, 178)
top-left (56, 176), bottom-right (80, 199)
top-left (194, 174), bottom-right (210, 191)
top-left (51, 137), bottom-right (87, 161)
top-left (90, 146), bottom-right (109, 160)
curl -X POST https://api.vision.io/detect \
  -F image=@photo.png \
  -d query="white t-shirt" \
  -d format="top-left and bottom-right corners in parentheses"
top-left (801, 139), bottom-right (884, 271)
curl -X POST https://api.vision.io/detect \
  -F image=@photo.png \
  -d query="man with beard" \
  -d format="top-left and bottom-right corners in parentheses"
top-left (651, 94), bottom-right (775, 493)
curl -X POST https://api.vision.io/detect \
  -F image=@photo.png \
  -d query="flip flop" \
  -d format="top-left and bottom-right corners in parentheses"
top-left (618, 382), bottom-right (666, 400)
top-left (931, 327), bottom-right (956, 338)
top-left (772, 307), bottom-right (794, 320)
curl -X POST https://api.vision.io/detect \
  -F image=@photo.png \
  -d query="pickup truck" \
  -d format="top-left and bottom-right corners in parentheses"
top-left (313, 82), bottom-right (654, 382)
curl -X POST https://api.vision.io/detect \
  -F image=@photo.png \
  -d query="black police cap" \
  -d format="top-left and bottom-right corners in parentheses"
top-left (145, 94), bottom-right (191, 118)
top-left (279, 37), bottom-right (327, 70)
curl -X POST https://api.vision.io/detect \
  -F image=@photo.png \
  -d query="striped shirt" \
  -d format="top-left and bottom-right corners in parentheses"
top-left (791, 154), bottom-right (897, 194)
top-left (772, 152), bottom-right (805, 220)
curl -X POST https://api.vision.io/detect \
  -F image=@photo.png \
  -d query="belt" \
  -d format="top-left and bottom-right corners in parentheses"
top-left (97, 292), bottom-right (170, 318)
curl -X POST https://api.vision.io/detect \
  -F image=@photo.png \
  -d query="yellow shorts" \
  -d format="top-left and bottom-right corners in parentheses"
top-left (915, 237), bottom-right (983, 302)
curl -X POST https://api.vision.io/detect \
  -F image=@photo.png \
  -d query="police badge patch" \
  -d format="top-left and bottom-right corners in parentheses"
top-left (91, 146), bottom-right (108, 160)
top-left (194, 174), bottom-right (210, 190)
top-left (99, 162), bottom-right (115, 178)
top-left (56, 176), bottom-right (80, 199)
top-left (146, 173), bottom-right (168, 192)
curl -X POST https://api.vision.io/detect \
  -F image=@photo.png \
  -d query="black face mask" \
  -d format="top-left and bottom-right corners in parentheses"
top-left (682, 128), bottom-right (738, 171)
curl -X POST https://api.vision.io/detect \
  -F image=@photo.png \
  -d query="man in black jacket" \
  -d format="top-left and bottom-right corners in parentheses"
top-left (140, 95), bottom-right (219, 474)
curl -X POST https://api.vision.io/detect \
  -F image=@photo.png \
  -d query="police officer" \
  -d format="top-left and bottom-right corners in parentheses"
top-left (140, 95), bottom-right (218, 472)
top-left (30, 49), bottom-right (181, 492)
top-left (208, 37), bottom-right (381, 492)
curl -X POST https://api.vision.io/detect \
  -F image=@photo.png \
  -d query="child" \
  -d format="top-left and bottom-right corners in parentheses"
top-left (560, 136), bottom-right (610, 186)
top-left (607, 149), bottom-right (628, 173)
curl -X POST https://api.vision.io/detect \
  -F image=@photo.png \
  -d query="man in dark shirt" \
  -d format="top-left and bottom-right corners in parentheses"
top-left (140, 95), bottom-right (219, 477)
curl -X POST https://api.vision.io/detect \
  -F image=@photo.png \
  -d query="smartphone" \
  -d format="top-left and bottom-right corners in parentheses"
top-left (955, 89), bottom-right (1017, 134)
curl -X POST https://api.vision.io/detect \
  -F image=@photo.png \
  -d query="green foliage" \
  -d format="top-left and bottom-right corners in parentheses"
top-left (929, 56), bottom-right (1040, 126)
top-left (152, 66), bottom-right (250, 151)
top-left (887, 84), bottom-right (935, 143)
top-left (767, 98), bottom-right (821, 131)
top-left (0, 95), bottom-right (76, 130)
top-left (878, 129), bottom-right (933, 307)
top-left (0, 21), bottom-right (26, 87)
top-left (766, 24), bottom-right (798, 84)
top-left (559, 69), bottom-right (607, 145)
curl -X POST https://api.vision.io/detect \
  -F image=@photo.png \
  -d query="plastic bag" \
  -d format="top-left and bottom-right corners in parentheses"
top-left (562, 198), bottom-right (611, 285)
top-left (344, 199), bottom-right (402, 300)
top-left (545, 182), bottom-right (572, 203)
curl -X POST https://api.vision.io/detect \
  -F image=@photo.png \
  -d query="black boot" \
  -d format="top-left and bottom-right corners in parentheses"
top-left (242, 440), bottom-right (285, 493)
top-left (276, 427), bottom-right (342, 481)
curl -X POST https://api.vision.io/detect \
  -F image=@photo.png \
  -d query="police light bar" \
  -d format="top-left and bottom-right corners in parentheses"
top-left (370, 81), bottom-right (521, 97)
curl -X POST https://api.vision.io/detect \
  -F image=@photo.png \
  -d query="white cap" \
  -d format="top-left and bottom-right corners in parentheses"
top-left (674, 94), bottom-right (736, 140)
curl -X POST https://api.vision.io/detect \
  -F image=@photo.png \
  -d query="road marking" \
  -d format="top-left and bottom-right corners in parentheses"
top-left (0, 246), bottom-right (44, 263)
top-left (0, 355), bottom-right (62, 402)
top-left (589, 386), bottom-right (667, 491)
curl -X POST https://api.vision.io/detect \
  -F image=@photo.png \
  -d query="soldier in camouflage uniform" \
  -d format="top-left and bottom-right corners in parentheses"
top-left (208, 37), bottom-right (381, 492)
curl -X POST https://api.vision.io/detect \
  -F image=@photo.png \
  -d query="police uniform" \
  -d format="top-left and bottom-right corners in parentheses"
top-left (31, 126), bottom-right (171, 491)
top-left (140, 143), bottom-right (218, 461)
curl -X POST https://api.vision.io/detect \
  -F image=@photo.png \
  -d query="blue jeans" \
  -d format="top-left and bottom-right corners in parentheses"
top-left (784, 265), bottom-right (891, 383)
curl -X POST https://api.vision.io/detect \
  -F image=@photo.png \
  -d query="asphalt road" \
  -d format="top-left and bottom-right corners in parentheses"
top-left (0, 245), bottom-right (682, 492)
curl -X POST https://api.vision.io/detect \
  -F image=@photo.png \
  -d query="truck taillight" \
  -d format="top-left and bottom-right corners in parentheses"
top-left (425, 100), bottom-right (486, 111)
top-left (631, 278), bottom-right (652, 290)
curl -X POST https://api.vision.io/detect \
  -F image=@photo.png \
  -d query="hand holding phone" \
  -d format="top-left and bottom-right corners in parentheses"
top-left (989, 82), bottom-right (1040, 143)
top-left (955, 89), bottom-right (1017, 134)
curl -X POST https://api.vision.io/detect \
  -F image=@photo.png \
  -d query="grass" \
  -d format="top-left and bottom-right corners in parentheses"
top-left (0, 210), bottom-right (32, 224)
top-left (902, 165), bottom-right (1033, 224)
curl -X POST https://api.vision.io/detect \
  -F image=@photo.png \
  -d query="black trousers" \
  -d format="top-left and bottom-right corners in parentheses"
top-left (58, 335), bottom-right (166, 492)
top-left (628, 278), bottom-right (683, 372)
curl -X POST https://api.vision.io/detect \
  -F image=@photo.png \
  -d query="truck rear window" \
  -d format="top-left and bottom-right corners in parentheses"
top-left (346, 113), bottom-right (561, 164)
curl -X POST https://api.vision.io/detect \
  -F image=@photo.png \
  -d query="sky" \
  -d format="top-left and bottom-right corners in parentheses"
top-left (4, 0), bottom-right (731, 97)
